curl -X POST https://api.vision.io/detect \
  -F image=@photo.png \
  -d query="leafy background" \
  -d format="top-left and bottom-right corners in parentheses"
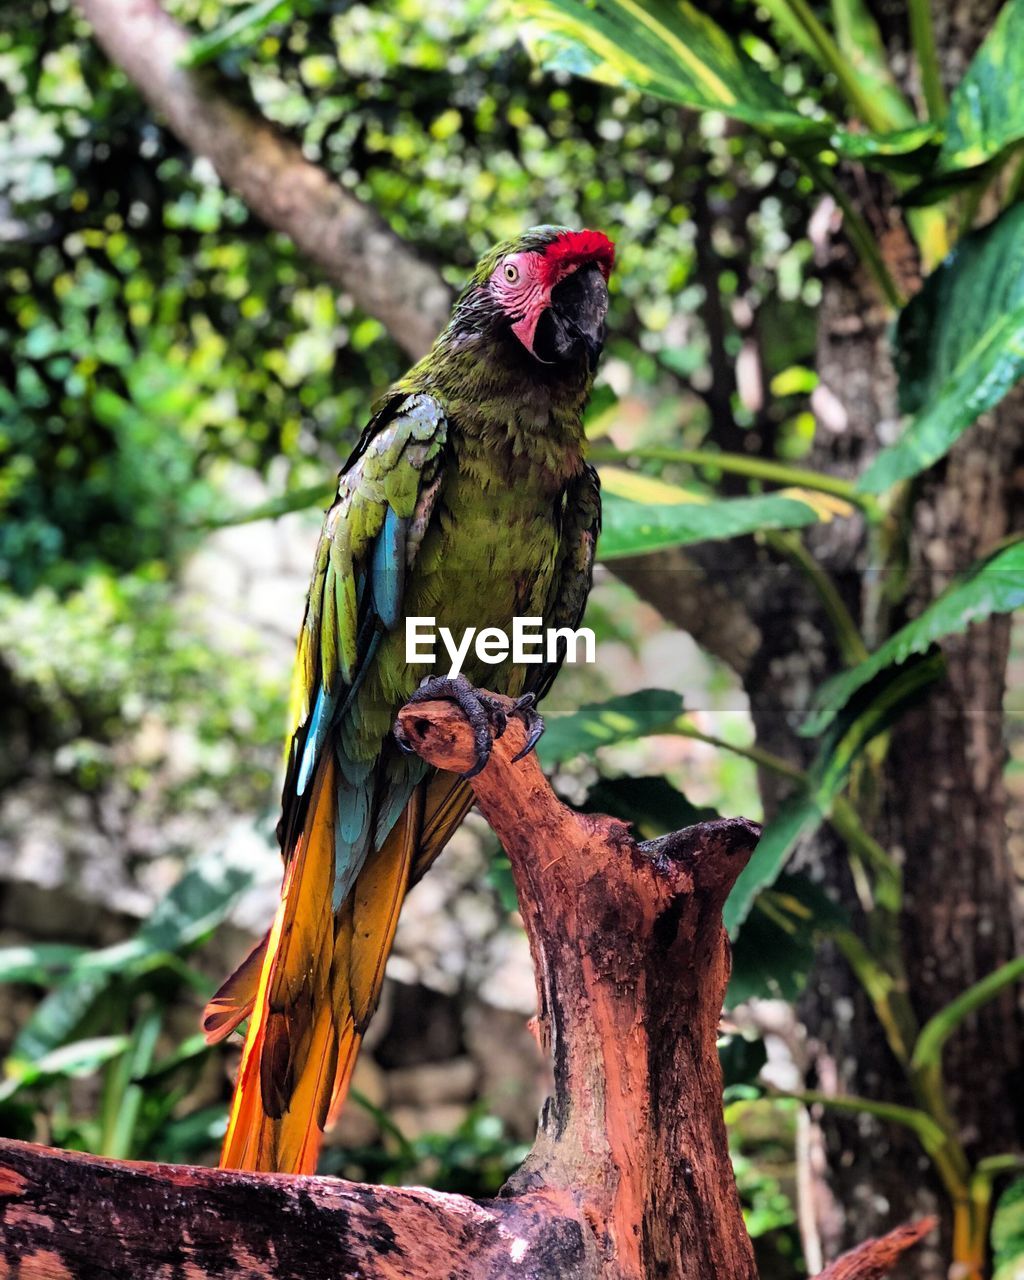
top-left (1, 0), bottom-right (1023, 1275)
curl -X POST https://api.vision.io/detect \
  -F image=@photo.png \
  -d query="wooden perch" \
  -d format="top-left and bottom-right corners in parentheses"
top-left (815, 1218), bottom-right (938, 1279)
top-left (0, 692), bottom-right (933, 1278)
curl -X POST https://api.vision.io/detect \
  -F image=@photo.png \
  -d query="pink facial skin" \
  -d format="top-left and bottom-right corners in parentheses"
top-left (488, 229), bottom-right (615, 359)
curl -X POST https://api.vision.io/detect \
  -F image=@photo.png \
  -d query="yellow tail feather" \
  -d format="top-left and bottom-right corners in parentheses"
top-left (219, 758), bottom-right (428, 1173)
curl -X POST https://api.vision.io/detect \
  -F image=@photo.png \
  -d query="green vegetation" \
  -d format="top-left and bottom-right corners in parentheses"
top-left (2, 0), bottom-right (1022, 1272)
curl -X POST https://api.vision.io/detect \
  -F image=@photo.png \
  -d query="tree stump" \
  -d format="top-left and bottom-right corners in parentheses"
top-left (0, 692), bottom-right (933, 1278)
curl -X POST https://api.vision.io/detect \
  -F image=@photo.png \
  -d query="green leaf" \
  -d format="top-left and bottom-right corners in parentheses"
top-left (727, 873), bottom-right (847, 1005)
top-left (992, 1176), bottom-right (1024, 1280)
top-left (197, 482), bottom-right (332, 529)
top-left (182, 0), bottom-right (294, 67)
top-left (725, 652), bottom-right (942, 932)
top-left (804, 538), bottom-right (1024, 736)
top-left (129, 850), bottom-right (255, 957)
top-left (137, 1033), bottom-right (211, 1085)
top-left (519, 0), bottom-right (933, 171)
top-left (827, 123), bottom-right (939, 172)
top-left (9, 971), bottom-right (112, 1066)
top-left (581, 775), bottom-right (719, 838)
top-left (724, 798), bottom-right (822, 939)
top-left (829, 0), bottom-right (916, 132)
top-left (718, 1032), bottom-right (767, 1086)
top-left (859, 205), bottom-right (1024, 493)
top-left (518, 0), bottom-right (826, 140)
top-left (9, 850), bottom-right (255, 1063)
top-left (151, 1105), bottom-right (228, 1163)
top-left (933, 0), bottom-right (1024, 179)
top-left (536, 689), bottom-right (684, 766)
top-left (1, 1036), bottom-right (130, 1101)
top-left (598, 490), bottom-right (850, 559)
top-left (0, 944), bottom-right (86, 986)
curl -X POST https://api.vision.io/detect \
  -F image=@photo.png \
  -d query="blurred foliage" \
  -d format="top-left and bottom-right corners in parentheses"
top-left (0, 848), bottom-right (254, 1161)
top-left (0, 0), bottom-right (820, 597)
top-left (2, 0), bottom-right (1024, 1267)
top-left (0, 567), bottom-right (284, 811)
top-left (320, 1102), bottom-right (530, 1196)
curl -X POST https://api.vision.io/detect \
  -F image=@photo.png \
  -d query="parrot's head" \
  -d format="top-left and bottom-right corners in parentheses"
top-left (455, 226), bottom-right (615, 374)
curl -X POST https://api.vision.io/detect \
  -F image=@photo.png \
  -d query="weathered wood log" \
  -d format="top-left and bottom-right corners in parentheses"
top-left (0, 692), bottom-right (932, 1278)
top-left (398, 698), bottom-right (761, 1279)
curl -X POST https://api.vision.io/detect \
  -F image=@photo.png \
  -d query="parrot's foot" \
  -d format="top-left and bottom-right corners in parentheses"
top-left (393, 677), bottom-right (544, 778)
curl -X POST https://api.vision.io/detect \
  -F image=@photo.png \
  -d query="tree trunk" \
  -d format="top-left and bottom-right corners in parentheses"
top-left (767, 3), bottom-right (1024, 1260)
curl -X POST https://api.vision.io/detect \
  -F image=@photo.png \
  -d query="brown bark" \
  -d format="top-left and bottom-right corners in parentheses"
top-left (74, 0), bottom-right (453, 361)
top-left (0, 1139), bottom-right (933, 1280)
top-left (0, 695), bottom-right (933, 1278)
top-left (816, 1220), bottom-right (938, 1280)
top-left (395, 697), bottom-right (761, 1279)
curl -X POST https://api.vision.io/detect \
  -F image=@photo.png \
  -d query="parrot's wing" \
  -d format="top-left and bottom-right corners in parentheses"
top-left (218, 392), bottom-right (450, 1172)
top-left (526, 462), bottom-right (601, 703)
top-left (278, 390), bottom-right (448, 857)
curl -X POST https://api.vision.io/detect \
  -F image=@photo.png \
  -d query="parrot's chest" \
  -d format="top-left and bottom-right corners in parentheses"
top-left (393, 461), bottom-right (564, 693)
top-left (420, 472), bottom-right (560, 633)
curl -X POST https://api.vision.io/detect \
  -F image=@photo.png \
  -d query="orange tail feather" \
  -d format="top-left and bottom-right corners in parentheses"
top-left (219, 757), bottom-right (422, 1173)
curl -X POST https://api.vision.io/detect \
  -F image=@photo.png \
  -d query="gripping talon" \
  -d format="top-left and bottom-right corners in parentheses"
top-left (510, 693), bottom-right (545, 762)
top-left (397, 674), bottom-right (507, 777)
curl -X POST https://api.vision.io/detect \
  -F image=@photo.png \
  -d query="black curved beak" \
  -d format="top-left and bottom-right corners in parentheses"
top-left (534, 261), bottom-right (610, 369)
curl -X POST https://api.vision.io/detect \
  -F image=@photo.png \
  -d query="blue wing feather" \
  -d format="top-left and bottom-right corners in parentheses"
top-left (371, 507), bottom-right (407, 629)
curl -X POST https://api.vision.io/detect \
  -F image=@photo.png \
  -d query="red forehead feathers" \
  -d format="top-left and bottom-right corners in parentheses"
top-left (541, 229), bottom-right (615, 286)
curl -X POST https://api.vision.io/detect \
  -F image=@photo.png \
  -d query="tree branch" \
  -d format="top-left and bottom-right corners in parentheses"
top-left (607, 549), bottom-right (763, 678)
top-left (75, 0), bottom-right (453, 359)
top-left (395, 696), bottom-right (761, 1279)
top-left (816, 1218), bottom-right (938, 1279)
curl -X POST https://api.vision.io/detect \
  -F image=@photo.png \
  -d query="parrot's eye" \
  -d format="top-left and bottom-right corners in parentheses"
top-left (503, 263), bottom-right (520, 283)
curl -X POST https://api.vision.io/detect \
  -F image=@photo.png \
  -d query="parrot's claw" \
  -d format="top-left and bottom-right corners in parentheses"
top-left (508, 693), bottom-right (545, 762)
top-left (393, 677), bottom-right (543, 777)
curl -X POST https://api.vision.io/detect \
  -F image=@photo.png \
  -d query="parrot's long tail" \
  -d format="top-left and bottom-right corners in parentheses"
top-left (209, 756), bottom-right (472, 1174)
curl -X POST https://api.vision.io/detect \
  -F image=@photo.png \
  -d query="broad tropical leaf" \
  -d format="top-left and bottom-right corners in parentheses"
top-left (727, 873), bottom-right (847, 1005)
top-left (520, 0), bottom-right (937, 170)
top-left (519, 0), bottom-right (819, 138)
top-left (804, 538), bottom-right (1024, 736)
top-left (0, 1037), bottom-right (130, 1101)
top-left (598, 489), bottom-right (851, 559)
top-left (537, 688), bottom-right (683, 766)
top-left (724, 652), bottom-right (943, 932)
top-left (8, 849), bottom-right (255, 1063)
top-left (828, 123), bottom-right (939, 172)
top-left (859, 205), bottom-right (1024, 493)
top-left (582, 774), bottom-right (718, 838)
top-left (829, 0), bottom-right (915, 132)
top-left (992, 1176), bottom-right (1024, 1280)
top-left (723, 797), bottom-right (821, 938)
top-left (933, 0), bottom-right (1024, 179)
top-left (0, 944), bottom-right (86, 985)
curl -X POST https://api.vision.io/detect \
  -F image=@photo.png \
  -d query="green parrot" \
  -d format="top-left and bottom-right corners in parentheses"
top-left (205, 226), bottom-right (614, 1174)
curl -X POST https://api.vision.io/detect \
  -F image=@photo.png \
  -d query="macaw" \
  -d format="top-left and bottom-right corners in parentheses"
top-left (204, 226), bottom-right (614, 1174)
